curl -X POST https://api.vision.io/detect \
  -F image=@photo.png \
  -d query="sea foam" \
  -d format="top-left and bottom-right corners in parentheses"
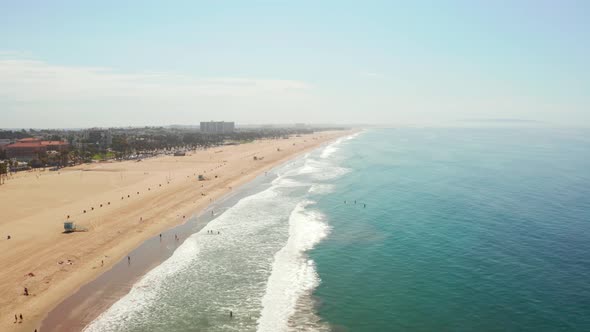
top-left (257, 200), bottom-right (329, 332)
top-left (83, 236), bottom-right (201, 332)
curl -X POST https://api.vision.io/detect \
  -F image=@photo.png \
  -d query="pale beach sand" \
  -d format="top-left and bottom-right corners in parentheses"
top-left (0, 130), bottom-right (350, 332)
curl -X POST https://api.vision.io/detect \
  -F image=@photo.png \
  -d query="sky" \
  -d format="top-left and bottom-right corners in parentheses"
top-left (0, 0), bottom-right (589, 128)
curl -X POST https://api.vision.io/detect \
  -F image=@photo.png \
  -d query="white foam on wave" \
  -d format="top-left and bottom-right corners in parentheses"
top-left (320, 131), bottom-right (362, 159)
top-left (345, 131), bottom-right (363, 141)
top-left (320, 144), bottom-right (340, 159)
top-left (320, 137), bottom-right (344, 159)
top-left (272, 176), bottom-right (306, 188)
top-left (298, 158), bottom-right (350, 181)
top-left (83, 236), bottom-right (201, 332)
top-left (257, 200), bottom-right (330, 332)
top-left (308, 183), bottom-right (335, 195)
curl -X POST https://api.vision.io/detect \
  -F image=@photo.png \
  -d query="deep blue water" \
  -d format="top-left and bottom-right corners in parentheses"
top-left (311, 128), bottom-right (590, 332)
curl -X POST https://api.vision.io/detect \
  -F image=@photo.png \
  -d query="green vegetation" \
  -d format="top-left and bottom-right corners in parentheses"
top-left (92, 152), bottom-right (116, 161)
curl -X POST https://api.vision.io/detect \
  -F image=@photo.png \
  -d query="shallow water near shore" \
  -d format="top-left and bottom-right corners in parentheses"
top-left (79, 128), bottom-right (590, 332)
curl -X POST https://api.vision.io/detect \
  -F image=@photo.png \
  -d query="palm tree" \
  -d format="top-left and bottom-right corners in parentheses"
top-left (59, 149), bottom-right (69, 167)
top-left (0, 161), bottom-right (7, 185)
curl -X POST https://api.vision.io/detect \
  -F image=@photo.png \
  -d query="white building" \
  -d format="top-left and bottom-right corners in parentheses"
top-left (200, 121), bottom-right (235, 134)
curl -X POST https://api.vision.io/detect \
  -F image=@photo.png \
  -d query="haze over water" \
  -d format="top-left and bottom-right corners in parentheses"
top-left (82, 128), bottom-right (590, 331)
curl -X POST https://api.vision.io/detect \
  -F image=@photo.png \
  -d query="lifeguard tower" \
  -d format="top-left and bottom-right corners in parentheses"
top-left (63, 221), bottom-right (87, 233)
top-left (64, 221), bottom-right (76, 233)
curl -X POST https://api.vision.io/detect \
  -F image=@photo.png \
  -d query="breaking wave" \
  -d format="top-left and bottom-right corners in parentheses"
top-left (257, 201), bottom-right (329, 332)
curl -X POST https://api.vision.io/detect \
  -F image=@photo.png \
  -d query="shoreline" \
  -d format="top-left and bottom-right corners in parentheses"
top-left (0, 130), bottom-right (352, 332)
top-left (41, 172), bottom-right (273, 331)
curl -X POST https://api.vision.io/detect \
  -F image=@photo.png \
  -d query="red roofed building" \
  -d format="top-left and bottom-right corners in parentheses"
top-left (5, 138), bottom-right (69, 161)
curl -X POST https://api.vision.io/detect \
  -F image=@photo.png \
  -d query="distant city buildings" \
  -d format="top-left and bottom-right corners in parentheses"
top-left (200, 121), bottom-right (235, 134)
top-left (0, 139), bottom-right (12, 154)
top-left (4, 138), bottom-right (69, 161)
top-left (78, 129), bottom-right (112, 149)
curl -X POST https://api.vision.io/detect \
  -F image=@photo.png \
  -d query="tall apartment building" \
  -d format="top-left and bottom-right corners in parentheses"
top-left (200, 121), bottom-right (235, 134)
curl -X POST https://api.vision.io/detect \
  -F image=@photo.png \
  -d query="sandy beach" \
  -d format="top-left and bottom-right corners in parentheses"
top-left (0, 130), bottom-right (349, 332)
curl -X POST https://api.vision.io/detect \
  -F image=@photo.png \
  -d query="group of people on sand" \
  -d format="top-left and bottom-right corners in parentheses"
top-left (17, 275), bottom-right (36, 329)
top-left (14, 313), bottom-right (39, 331)
top-left (207, 230), bottom-right (221, 235)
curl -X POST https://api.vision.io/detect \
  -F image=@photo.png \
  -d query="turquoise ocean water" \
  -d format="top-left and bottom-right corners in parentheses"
top-left (84, 128), bottom-right (590, 332)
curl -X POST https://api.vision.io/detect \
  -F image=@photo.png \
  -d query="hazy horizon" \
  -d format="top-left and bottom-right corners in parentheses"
top-left (1, 1), bottom-right (589, 128)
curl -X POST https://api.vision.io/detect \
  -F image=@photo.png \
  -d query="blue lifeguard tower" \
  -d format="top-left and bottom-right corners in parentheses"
top-left (64, 221), bottom-right (76, 233)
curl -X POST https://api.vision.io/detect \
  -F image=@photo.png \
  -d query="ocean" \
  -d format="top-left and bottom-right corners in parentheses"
top-left (84, 128), bottom-right (590, 332)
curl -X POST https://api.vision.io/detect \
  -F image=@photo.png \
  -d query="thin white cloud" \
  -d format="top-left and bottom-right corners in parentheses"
top-left (0, 57), bottom-right (311, 102)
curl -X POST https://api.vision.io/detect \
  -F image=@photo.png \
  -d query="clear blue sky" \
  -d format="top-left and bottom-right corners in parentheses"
top-left (0, 0), bottom-right (588, 127)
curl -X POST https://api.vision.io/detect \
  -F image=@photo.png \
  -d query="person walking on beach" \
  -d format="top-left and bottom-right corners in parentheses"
top-left (14, 314), bottom-right (17, 323)
top-left (19, 314), bottom-right (23, 323)
top-left (24, 287), bottom-right (28, 296)
top-left (127, 256), bottom-right (131, 264)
